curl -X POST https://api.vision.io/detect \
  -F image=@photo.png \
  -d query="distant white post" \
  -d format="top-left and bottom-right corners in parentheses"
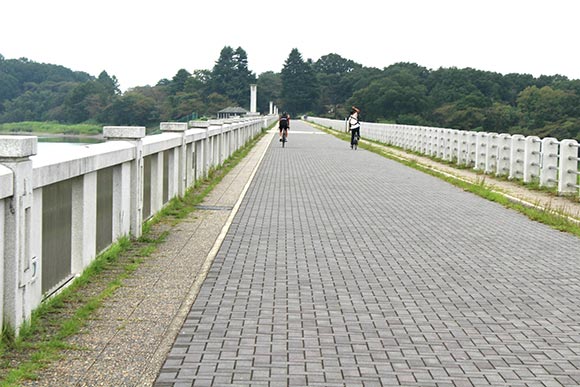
top-left (250, 84), bottom-right (257, 113)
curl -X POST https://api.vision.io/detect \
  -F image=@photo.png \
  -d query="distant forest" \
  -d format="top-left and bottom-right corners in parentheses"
top-left (1, 47), bottom-right (580, 140)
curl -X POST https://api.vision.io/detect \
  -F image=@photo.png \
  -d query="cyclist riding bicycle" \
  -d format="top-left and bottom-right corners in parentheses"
top-left (348, 106), bottom-right (361, 149)
top-left (279, 112), bottom-right (290, 142)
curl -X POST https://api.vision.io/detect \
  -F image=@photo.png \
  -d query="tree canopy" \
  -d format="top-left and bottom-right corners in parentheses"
top-left (1, 48), bottom-right (580, 141)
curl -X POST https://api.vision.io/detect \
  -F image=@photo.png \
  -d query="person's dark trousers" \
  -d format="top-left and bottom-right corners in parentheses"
top-left (350, 128), bottom-right (360, 145)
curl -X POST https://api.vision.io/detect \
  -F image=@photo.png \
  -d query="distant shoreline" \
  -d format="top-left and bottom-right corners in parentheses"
top-left (0, 131), bottom-right (104, 139)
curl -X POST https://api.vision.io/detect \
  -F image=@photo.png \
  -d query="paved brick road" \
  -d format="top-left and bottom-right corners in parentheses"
top-left (155, 121), bottom-right (580, 387)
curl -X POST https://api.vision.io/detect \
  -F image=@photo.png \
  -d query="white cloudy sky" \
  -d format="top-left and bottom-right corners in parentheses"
top-left (1, 0), bottom-right (579, 91)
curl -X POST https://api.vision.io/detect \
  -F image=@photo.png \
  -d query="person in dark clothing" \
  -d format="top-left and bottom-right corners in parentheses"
top-left (279, 112), bottom-right (290, 142)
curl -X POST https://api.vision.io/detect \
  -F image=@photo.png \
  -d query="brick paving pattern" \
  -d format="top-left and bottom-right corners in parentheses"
top-left (155, 121), bottom-right (580, 387)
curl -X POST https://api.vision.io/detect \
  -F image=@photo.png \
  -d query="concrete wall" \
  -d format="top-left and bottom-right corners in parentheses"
top-left (308, 117), bottom-right (580, 196)
top-left (0, 115), bottom-right (277, 334)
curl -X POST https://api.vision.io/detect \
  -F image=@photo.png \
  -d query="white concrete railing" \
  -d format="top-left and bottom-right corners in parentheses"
top-left (0, 115), bottom-right (277, 334)
top-left (308, 117), bottom-right (580, 196)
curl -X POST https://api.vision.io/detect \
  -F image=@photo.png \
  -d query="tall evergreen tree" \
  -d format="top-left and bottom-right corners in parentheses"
top-left (280, 48), bottom-right (318, 115)
top-left (96, 71), bottom-right (120, 96)
top-left (170, 69), bottom-right (191, 94)
top-left (211, 46), bottom-right (256, 109)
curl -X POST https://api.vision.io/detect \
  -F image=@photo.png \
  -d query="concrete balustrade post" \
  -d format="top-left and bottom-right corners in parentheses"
top-left (71, 171), bottom-right (97, 275)
top-left (405, 126), bottom-right (413, 150)
top-left (485, 133), bottom-right (499, 174)
top-left (150, 152), bottom-right (164, 214)
top-left (161, 122), bottom-right (188, 196)
top-left (189, 121), bottom-right (210, 179)
top-left (0, 179), bottom-right (5, 334)
top-left (0, 135), bottom-right (38, 333)
top-left (437, 129), bottom-right (446, 159)
top-left (509, 134), bottom-right (525, 180)
top-left (449, 130), bottom-right (459, 162)
top-left (222, 120), bottom-right (233, 160)
top-left (558, 139), bottom-right (580, 195)
top-left (112, 162), bottom-right (131, 240)
top-left (428, 127), bottom-right (436, 155)
top-left (430, 128), bottom-right (438, 156)
top-left (103, 126), bottom-right (146, 239)
top-left (523, 136), bottom-right (541, 183)
top-left (417, 127), bottom-right (424, 152)
top-left (208, 120), bottom-right (224, 167)
top-left (442, 130), bottom-right (451, 161)
top-left (465, 132), bottom-right (477, 167)
top-left (417, 127), bottom-right (426, 153)
top-left (496, 134), bottom-right (511, 177)
top-left (396, 125), bottom-right (402, 148)
top-left (539, 138), bottom-right (559, 188)
top-left (457, 131), bottom-right (467, 165)
top-left (429, 128), bottom-right (438, 157)
top-left (474, 132), bottom-right (488, 171)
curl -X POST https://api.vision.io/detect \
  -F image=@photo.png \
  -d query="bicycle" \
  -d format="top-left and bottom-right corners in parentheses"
top-left (350, 131), bottom-right (359, 150)
top-left (281, 128), bottom-right (288, 148)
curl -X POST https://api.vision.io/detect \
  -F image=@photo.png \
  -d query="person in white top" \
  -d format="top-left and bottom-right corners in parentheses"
top-left (348, 106), bottom-right (361, 149)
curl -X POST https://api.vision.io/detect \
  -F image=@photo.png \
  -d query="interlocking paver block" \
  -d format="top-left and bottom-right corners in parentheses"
top-left (155, 121), bottom-right (580, 386)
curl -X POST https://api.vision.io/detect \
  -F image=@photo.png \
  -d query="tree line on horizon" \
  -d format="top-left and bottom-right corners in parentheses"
top-left (1, 48), bottom-right (580, 141)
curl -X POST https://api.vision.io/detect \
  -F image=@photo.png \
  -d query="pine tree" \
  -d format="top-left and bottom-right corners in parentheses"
top-left (280, 48), bottom-right (318, 115)
top-left (211, 46), bottom-right (256, 109)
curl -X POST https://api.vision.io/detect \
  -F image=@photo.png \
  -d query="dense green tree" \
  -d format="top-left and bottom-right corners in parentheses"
top-left (349, 69), bottom-right (428, 122)
top-left (96, 71), bottom-right (120, 96)
top-left (280, 49), bottom-right (319, 115)
top-left (184, 70), bottom-right (212, 96)
top-left (517, 86), bottom-right (580, 129)
top-left (427, 67), bottom-right (481, 105)
top-left (431, 103), bottom-right (486, 130)
top-left (2, 50), bottom-right (580, 141)
top-left (62, 81), bottom-right (99, 122)
top-left (211, 46), bottom-right (256, 109)
top-left (257, 71), bottom-right (281, 114)
top-left (314, 54), bottom-right (362, 116)
top-left (0, 71), bottom-right (20, 102)
top-left (204, 92), bottom-right (236, 117)
top-left (330, 66), bottom-right (384, 118)
top-left (102, 92), bottom-right (158, 126)
top-left (314, 53), bottom-right (360, 75)
top-left (170, 69), bottom-right (191, 94)
top-left (482, 102), bottom-right (520, 132)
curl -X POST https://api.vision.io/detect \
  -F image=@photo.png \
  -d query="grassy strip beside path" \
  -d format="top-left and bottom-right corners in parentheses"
top-left (0, 127), bottom-right (269, 386)
top-left (0, 122), bottom-right (102, 136)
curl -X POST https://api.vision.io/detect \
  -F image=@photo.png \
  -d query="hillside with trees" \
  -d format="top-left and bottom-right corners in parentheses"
top-left (1, 48), bottom-right (580, 140)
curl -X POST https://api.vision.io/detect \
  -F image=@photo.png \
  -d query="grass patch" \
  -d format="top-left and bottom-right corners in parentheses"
top-left (0, 121), bottom-right (102, 136)
top-left (311, 122), bottom-right (580, 238)
top-left (0, 127), bottom-right (269, 386)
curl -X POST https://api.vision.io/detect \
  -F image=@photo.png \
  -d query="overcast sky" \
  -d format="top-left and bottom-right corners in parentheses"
top-left (2, 0), bottom-right (579, 91)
